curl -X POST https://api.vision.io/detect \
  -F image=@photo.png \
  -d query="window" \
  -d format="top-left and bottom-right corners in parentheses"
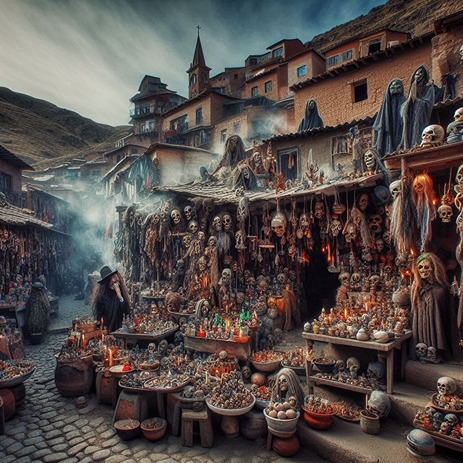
top-left (327, 49), bottom-right (353, 67)
top-left (277, 148), bottom-right (299, 181)
top-left (0, 172), bottom-right (12, 192)
top-left (273, 46), bottom-right (283, 58)
top-left (199, 130), bottom-right (207, 145)
top-left (190, 74), bottom-right (197, 85)
top-left (368, 37), bottom-right (382, 54)
top-left (251, 86), bottom-right (258, 97)
top-left (149, 121), bottom-right (155, 131)
top-left (264, 81), bottom-right (272, 93)
top-left (221, 129), bottom-right (227, 143)
top-left (342, 50), bottom-right (353, 61)
top-left (196, 107), bottom-right (203, 125)
top-left (353, 80), bottom-right (368, 103)
top-left (178, 115), bottom-right (188, 133)
top-left (233, 122), bottom-right (241, 133)
top-left (297, 65), bottom-right (307, 77)
top-left (169, 121), bottom-right (175, 130)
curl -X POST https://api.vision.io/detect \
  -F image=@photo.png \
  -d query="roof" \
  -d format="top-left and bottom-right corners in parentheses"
top-left (100, 155), bottom-right (140, 183)
top-left (267, 38), bottom-right (302, 50)
top-left (145, 142), bottom-right (218, 156)
top-left (0, 193), bottom-right (54, 229)
top-left (188, 35), bottom-right (211, 73)
top-left (0, 144), bottom-right (34, 170)
top-left (153, 173), bottom-right (383, 207)
top-left (292, 32), bottom-right (433, 91)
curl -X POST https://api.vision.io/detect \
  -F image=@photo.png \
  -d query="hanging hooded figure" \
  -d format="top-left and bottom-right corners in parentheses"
top-left (297, 99), bottom-right (324, 133)
top-left (400, 65), bottom-right (436, 150)
top-left (373, 78), bottom-right (406, 158)
top-left (209, 135), bottom-right (247, 178)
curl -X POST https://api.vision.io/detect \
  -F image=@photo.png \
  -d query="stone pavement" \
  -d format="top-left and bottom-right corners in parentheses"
top-left (0, 295), bottom-right (328, 463)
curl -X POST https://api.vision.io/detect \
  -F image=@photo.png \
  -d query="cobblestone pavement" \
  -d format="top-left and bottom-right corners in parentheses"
top-left (0, 295), bottom-right (327, 463)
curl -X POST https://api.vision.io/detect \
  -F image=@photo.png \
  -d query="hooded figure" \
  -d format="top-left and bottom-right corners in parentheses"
top-left (210, 135), bottom-right (247, 178)
top-left (400, 65), bottom-right (436, 150)
top-left (297, 99), bottom-right (324, 133)
top-left (373, 78), bottom-right (406, 158)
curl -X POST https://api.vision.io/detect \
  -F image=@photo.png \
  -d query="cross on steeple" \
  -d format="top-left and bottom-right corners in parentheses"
top-left (197, 25), bottom-right (201, 37)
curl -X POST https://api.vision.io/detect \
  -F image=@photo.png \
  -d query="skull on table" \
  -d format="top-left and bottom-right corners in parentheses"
top-left (437, 376), bottom-right (457, 396)
top-left (421, 125), bottom-right (445, 148)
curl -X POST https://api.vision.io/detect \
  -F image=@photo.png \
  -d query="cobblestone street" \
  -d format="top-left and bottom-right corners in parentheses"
top-left (0, 295), bottom-right (326, 463)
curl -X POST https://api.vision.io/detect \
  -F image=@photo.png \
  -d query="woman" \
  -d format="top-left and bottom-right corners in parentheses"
top-left (92, 266), bottom-right (131, 333)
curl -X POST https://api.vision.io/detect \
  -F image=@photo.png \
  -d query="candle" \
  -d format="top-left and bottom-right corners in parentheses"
top-left (205, 371), bottom-right (210, 385)
top-left (82, 334), bottom-right (86, 349)
top-left (108, 349), bottom-right (114, 367)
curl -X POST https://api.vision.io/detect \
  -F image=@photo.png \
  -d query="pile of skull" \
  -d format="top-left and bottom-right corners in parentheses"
top-left (413, 376), bottom-right (463, 441)
top-left (312, 357), bottom-right (387, 391)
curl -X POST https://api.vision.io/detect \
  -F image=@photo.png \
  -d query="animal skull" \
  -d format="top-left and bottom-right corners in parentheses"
top-left (421, 125), bottom-right (445, 148)
top-left (438, 204), bottom-right (453, 223)
top-left (437, 376), bottom-right (457, 396)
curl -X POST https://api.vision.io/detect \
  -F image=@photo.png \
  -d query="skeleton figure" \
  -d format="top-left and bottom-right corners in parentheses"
top-left (420, 125), bottom-right (445, 148)
top-left (188, 220), bottom-right (199, 235)
top-left (171, 209), bottom-right (182, 226)
top-left (184, 204), bottom-right (196, 221)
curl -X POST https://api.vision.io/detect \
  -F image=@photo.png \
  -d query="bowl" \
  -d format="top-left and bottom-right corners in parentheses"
top-left (140, 417), bottom-right (167, 441)
top-left (429, 393), bottom-right (463, 414)
top-left (312, 358), bottom-right (336, 374)
top-left (301, 405), bottom-right (337, 430)
top-left (250, 356), bottom-right (283, 373)
top-left (114, 419), bottom-right (140, 440)
top-left (206, 396), bottom-right (256, 416)
top-left (263, 409), bottom-right (300, 434)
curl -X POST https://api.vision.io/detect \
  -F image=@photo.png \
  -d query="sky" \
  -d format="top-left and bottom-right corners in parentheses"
top-left (0, 0), bottom-right (386, 126)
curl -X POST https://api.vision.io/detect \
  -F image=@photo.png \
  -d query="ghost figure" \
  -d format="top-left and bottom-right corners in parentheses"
top-left (297, 99), bottom-right (324, 132)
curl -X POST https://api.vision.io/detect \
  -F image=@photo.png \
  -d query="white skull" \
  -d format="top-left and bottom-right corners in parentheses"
top-left (417, 258), bottom-right (432, 280)
top-left (437, 376), bottom-right (456, 396)
top-left (389, 180), bottom-right (401, 201)
top-left (184, 205), bottom-right (195, 221)
top-left (368, 214), bottom-right (382, 234)
top-left (454, 107), bottom-right (463, 122)
top-left (188, 220), bottom-right (199, 234)
top-left (415, 342), bottom-right (428, 358)
top-left (212, 215), bottom-right (222, 232)
top-left (221, 268), bottom-right (232, 286)
top-left (171, 209), bottom-right (181, 225)
top-left (367, 390), bottom-right (391, 418)
top-left (271, 211), bottom-right (287, 238)
top-left (222, 213), bottom-right (232, 232)
top-left (330, 218), bottom-right (342, 237)
top-left (421, 125), bottom-right (445, 148)
top-left (438, 204), bottom-right (453, 223)
top-left (343, 223), bottom-right (356, 243)
top-left (364, 149), bottom-right (376, 170)
top-left (427, 346), bottom-right (438, 362)
top-left (207, 235), bottom-right (217, 247)
top-left (182, 234), bottom-right (192, 248)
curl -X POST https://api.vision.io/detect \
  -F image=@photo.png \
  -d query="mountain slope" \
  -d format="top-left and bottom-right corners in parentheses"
top-left (0, 87), bottom-right (131, 169)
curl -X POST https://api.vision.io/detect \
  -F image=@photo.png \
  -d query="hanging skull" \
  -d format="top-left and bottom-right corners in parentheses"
top-left (437, 202), bottom-right (453, 223)
top-left (437, 377), bottom-right (457, 396)
top-left (389, 180), bottom-right (401, 201)
top-left (364, 149), bottom-right (376, 171)
top-left (222, 213), bottom-right (233, 232)
top-left (368, 214), bottom-right (383, 234)
top-left (212, 215), bottom-right (222, 232)
top-left (188, 220), bottom-right (199, 235)
top-left (330, 217), bottom-right (342, 237)
top-left (314, 200), bottom-right (325, 220)
top-left (271, 210), bottom-right (287, 238)
top-left (184, 205), bottom-right (195, 221)
top-left (343, 223), bottom-right (357, 243)
top-left (421, 125), bottom-right (445, 148)
top-left (220, 268), bottom-right (232, 287)
top-left (237, 197), bottom-right (249, 223)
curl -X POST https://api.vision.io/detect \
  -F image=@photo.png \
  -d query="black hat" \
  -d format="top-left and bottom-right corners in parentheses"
top-left (98, 266), bottom-right (117, 283)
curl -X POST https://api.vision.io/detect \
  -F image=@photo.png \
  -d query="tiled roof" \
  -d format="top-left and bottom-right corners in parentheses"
top-left (0, 194), bottom-right (54, 229)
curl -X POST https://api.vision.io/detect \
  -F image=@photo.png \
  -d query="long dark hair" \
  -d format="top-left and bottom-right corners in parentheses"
top-left (91, 270), bottom-right (131, 318)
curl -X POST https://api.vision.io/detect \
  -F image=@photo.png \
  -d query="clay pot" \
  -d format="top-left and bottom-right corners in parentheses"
top-left (302, 406), bottom-right (335, 430)
top-left (360, 410), bottom-right (380, 435)
top-left (54, 353), bottom-right (94, 398)
top-left (140, 417), bottom-right (167, 441)
top-left (114, 419), bottom-right (141, 440)
top-left (272, 434), bottom-right (300, 457)
top-left (240, 409), bottom-right (267, 440)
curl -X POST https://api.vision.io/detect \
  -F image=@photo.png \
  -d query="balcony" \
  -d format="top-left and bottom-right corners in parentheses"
top-left (130, 105), bottom-right (163, 118)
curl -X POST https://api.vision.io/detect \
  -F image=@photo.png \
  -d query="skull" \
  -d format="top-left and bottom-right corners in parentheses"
top-left (182, 234), bottom-right (192, 248)
top-left (346, 356), bottom-right (361, 377)
top-left (444, 413), bottom-right (458, 427)
top-left (421, 125), bottom-right (445, 148)
top-left (417, 258), bottom-right (432, 281)
top-left (212, 215), bottom-right (222, 232)
top-left (237, 197), bottom-right (249, 223)
top-left (221, 268), bottom-right (232, 287)
top-left (438, 204), bottom-right (453, 223)
top-left (389, 180), bottom-right (401, 201)
top-left (368, 214), bottom-right (382, 234)
top-left (375, 238), bottom-right (385, 253)
top-left (415, 343), bottom-right (428, 360)
top-left (184, 205), bottom-right (195, 221)
top-left (369, 274), bottom-right (381, 288)
top-left (222, 213), bottom-right (232, 232)
top-left (276, 273), bottom-right (287, 285)
top-left (277, 373), bottom-right (289, 393)
top-left (427, 346), bottom-right (439, 362)
top-left (383, 230), bottom-right (391, 246)
top-left (437, 376), bottom-right (457, 396)
top-left (170, 209), bottom-right (181, 225)
top-left (207, 235), bottom-right (217, 247)
top-left (314, 200), bottom-right (325, 220)
top-left (339, 271), bottom-right (350, 287)
top-left (364, 149), bottom-right (376, 170)
top-left (271, 211), bottom-right (287, 238)
top-left (454, 107), bottom-right (463, 123)
top-left (367, 390), bottom-right (391, 418)
top-left (299, 213), bottom-right (311, 229)
top-left (350, 272), bottom-right (361, 287)
top-left (366, 361), bottom-right (385, 382)
top-left (343, 223), bottom-right (356, 243)
top-left (330, 218), bottom-right (342, 237)
top-left (188, 220), bottom-right (199, 235)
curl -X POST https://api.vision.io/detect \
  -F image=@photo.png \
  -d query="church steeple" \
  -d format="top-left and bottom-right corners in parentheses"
top-left (187, 26), bottom-right (211, 99)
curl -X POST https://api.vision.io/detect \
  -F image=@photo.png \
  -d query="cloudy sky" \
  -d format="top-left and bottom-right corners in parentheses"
top-left (0, 0), bottom-right (385, 126)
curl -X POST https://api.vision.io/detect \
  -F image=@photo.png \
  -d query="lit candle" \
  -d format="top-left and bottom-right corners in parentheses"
top-left (108, 348), bottom-right (114, 367)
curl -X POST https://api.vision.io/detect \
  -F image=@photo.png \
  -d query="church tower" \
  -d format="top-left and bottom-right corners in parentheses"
top-left (187, 26), bottom-right (211, 99)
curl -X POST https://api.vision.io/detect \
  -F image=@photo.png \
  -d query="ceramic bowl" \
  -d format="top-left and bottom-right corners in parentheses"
top-left (114, 419), bottom-right (140, 440)
top-left (264, 409), bottom-right (300, 433)
top-left (312, 358), bottom-right (336, 374)
top-left (140, 417), bottom-right (167, 441)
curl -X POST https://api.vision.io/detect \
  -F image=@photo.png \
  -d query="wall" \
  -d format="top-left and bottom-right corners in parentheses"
top-left (0, 160), bottom-right (22, 204)
top-left (293, 42), bottom-right (432, 131)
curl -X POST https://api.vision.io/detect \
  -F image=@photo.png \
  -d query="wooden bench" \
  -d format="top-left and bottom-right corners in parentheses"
top-left (181, 408), bottom-right (213, 448)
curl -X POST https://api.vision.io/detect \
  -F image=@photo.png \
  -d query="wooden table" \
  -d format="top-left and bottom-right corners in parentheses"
top-left (184, 335), bottom-right (251, 361)
top-left (302, 331), bottom-right (412, 395)
top-left (111, 326), bottom-right (177, 348)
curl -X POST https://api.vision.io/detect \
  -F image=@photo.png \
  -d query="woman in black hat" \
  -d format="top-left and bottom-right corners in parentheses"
top-left (91, 266), bottom-right (131, 332)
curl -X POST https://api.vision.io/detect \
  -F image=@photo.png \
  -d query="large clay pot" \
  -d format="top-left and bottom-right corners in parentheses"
top-left (240, 409), bottom-right (267, 440)
top-left (360, 410), bottom-right (380, 435)
top-left (95, 369), bottom-right (117, 406)
top-left (272, 434), bottom-right (300, 457)
top-left (54, 354), bottom-right (93, 397)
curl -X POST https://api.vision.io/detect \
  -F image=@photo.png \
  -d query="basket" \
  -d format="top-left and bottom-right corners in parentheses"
top-left (263, 409), bottom-right (300, 433)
